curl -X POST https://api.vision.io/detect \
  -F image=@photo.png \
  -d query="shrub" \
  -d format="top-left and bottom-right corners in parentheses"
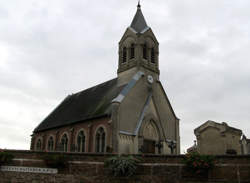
top-left (104, 155), bottom-right (141, 177)
top-left (182, 152), bottom-right (215, 175)
top-left (0, 152), bottom-right (14, 165)
top-left (42, 154), bottom-right (69, 168)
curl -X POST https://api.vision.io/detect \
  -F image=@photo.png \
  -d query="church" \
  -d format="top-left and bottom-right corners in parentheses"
top-left (30, 3), bottom-right (180, 154)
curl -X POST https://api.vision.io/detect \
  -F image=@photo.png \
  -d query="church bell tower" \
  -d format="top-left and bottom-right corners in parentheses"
top-left (118, 3), bottom-right (160, 84)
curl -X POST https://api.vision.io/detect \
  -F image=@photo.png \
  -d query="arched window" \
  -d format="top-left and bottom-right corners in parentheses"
top-left (122, 47), bottom-right (127, 63)
top-left (95, 127), bottom-right (105, 153)
top-left (47, 136), bottom-right (54, 151)
top-left (130, 44), bottom-right (135, 59)
top-left (36, 139), bottom-right (42, 151)
top-left (151, 48), bottom-right (155, 63)
top-left (77, 131), bottom-right (86, 152)
top-left (61, 134), bottom-right (68, 152)
top-left (143, 44), bottom-right (147, 60)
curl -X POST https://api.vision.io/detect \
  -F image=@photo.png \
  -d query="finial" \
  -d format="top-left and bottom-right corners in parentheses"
top-left (137, 0), bottom-right (141, 8)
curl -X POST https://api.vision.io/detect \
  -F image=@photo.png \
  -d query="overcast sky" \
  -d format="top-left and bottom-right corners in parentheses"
top-left (0, 0), bottom-right (249, 153)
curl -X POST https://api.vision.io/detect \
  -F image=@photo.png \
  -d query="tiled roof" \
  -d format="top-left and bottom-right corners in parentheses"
top-left (34, 78), bottom-right (125, 132)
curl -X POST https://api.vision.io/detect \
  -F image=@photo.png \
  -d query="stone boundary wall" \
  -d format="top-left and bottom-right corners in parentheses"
top-left (0, 150), bottom-right (250, 183)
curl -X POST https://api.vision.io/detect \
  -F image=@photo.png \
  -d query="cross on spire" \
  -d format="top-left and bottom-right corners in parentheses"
top-left (137, 0), bottom-right (141, 8)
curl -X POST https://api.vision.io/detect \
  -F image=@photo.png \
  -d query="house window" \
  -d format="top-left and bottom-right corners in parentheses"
top-left (36, 139), bottom-right (42, 151)
top-left (95, 127), bottom-right (105, 153)
top-left (77, 131), bottom-right (86, 152)
top-left (143, 44), bottom-right (147, 60)
top-left (122, 47), bottom-right (127, 63)
top-left (47, 136), bottom-right (54, 151)
top-left (130, 44), bottom-right (135, 59)
top-left (151, 48), bottom-right (155, 63)
top-left (61, 134), bottom-right (68, 152)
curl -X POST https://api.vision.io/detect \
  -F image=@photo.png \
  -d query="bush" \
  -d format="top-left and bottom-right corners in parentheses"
top-left (182, 152), bottom-right (215, 175)
top-left (104, 155), bottom-right (141, 177)
top-left (42, 154), bottom-right (69, 168)
top-left (0, 152), bottom-right (14, 165)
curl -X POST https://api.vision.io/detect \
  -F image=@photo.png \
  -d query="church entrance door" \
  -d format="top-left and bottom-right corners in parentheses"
top-left (143, 139), bottom-right (155, 153)
top-left (142, 120), bottom-right (159, 154)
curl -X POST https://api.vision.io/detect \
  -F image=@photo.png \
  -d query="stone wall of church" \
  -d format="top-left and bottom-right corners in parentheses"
top-left (118, 134), bottom-right (136, 154)
top-left (31, 117), bottom-right (112, 153)
top-left (0, 150), bottom-right (250, 183)
top-left (116, 74), bottom-right (180, 155)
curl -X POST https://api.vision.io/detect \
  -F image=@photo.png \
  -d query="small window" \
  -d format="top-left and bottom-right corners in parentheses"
top-left (48, 136), bottom-right (54, 151)
top-left (36, 139), bottom-right (42, 151)
top-left (151, 48), bottom-right (155, 63)
top-left (95, 127), bottom-right (105, 153)
top-left (130, 44), bottom-right (135, 59)
top-left (122, 47), bottom-right (127, 63)
top-left (143, 44), bottom-right (147, 60)
top-left (61, 134), bottom-right (68, 152)
top-left (77, 131), bottom-right (86, 152)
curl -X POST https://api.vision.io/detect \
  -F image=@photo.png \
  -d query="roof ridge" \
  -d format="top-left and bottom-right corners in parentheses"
top-left (72, 77), bottom-right (117, 96)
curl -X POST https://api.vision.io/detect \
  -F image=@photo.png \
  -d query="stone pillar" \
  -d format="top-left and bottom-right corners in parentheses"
top-left (111, 102), bottom-right (120, 153)
top-left (30, 134), bottom-right (35, 150)
top-left (107, 119), bottom-right (112, 152)
top-left (70, 128), bottom-right (75, 152)
top-left (88, 124), bottom-right (92, 152)
top-left (42, 134), bottom-right (46, 151)
top-left (55, 131), bottom-right (60, 151)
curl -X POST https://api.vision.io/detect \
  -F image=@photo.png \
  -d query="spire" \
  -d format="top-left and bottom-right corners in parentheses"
top-left (130, 2), bottom-right (149, 33)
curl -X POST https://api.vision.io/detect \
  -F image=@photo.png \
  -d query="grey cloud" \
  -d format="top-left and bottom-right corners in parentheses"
top-left (0, 0), bottom-right (250, 152)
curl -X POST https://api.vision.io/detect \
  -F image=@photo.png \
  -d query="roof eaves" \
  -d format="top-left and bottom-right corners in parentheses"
top-left (34, 113), bottom-right (110, 133)
top-left (128, 27), bottom-right (137, 34)
top-left (140, 26), bottom-right (150, 33)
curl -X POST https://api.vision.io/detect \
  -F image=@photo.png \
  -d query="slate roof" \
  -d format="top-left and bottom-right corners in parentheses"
top-left (130, 4), bottom-right (149, 33)
top-left (34, 78), bottom-right (125, 133)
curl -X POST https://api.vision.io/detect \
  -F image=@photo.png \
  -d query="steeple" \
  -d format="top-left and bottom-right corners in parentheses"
top-left (130, 3), bottom-right (149, 33)
top-left (117, 3), bottom-right (159, 84)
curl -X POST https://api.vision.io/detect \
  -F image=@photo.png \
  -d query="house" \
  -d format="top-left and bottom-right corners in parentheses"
top-left (194, 120), bottom-right (242, 155)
